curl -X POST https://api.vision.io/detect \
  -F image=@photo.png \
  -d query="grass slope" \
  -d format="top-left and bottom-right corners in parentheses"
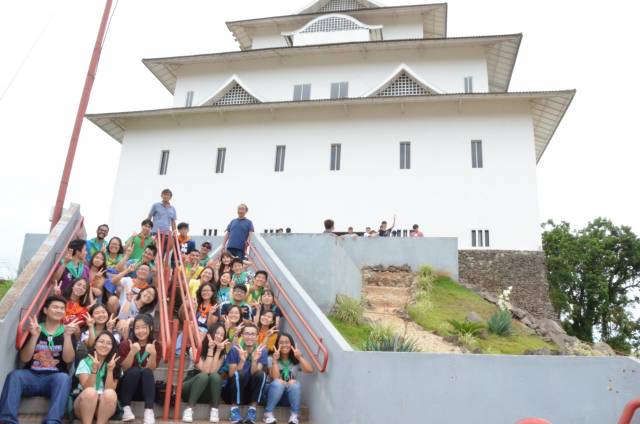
top-left (408, 276), bottom-right (556, 354)
top-left (0, 280), bottom-right (12, 301)
top-left (328, 315), bottom-right (371, 351)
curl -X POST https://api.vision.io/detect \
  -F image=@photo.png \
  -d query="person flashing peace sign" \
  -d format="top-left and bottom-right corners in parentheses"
top-left (0, 296), bottom-right (78, 424)
top-left (263, 333), bottom-right (313, 424)
top-left (72, 331), bottom-right (122, 424)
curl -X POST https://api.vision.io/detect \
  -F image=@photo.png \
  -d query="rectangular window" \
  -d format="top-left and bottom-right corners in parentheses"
top-left (159, 150), bottom-right (169, 175)
top-left (400, 142), bottom-right (411, 169)
top-left (330, 143), bottom-right (341, 171)
top-left (330, 81), bottom-right (349, 99)
top-left (471, 140), bottom-right (483, 168)
top-left (185, 90), bottom-right (194, 107)
top-left (464, 77), bottom-right (473, 94)
top-left (471, 229), bottom-right (490, 247)
top-left (274, 145), bottom-right (286, 172)
top-left (293, 84), bottom-right (311, 101)
top-left (215, 148), bottom-right (226, 174)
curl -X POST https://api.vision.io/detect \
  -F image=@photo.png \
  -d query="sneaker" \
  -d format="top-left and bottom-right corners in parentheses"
top-left (122, 406), bottom-right (135, 422)
top-left (230, 407), bottom-right (243, 424)
top-left (209, 407), bottom-right (220, 423)
top-left (144, 408), bottom-right (156, 424)
top-left (182, 407), bottom-right (194, 423)
top-left (288, 413), bottom-right (299, 424)
top-left (244, 407), bottom-right (257, 423)
top-left (263, 412), bottom-right (277, 423)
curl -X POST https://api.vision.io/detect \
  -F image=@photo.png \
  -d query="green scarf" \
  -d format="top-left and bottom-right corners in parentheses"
top-left (278, 358), bottom-right (292, 381)
top-left (39, 323), bottom-right (64, 349)
top-left (135, 350), bottom-right (150, 367)
top-left (88, 357), bottom-right (108, 388)
top-left (65, 260), bottom-right (84, 279)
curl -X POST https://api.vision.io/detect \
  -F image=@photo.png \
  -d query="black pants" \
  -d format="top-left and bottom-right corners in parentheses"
top-left (118, 367), bottom-right (156, 409)
top-left (222, 370), bottom-right (267, 406)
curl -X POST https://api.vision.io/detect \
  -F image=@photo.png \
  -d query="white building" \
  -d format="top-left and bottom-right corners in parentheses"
top-left (88, 0), bottom-right (574, 251)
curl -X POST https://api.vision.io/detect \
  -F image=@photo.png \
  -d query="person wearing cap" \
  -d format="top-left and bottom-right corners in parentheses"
top-left (199, 242), bottom-right (212, 267)
top-left (218, 285), bottom-right (252, 321)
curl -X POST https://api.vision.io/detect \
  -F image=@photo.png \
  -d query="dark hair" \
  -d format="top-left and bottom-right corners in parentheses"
top-left (38, 295), bottom-right (67, 322)
top-left (69, 239), bottom-right (86, 256)
top-left (91, 251), bottom-right (107, 273)
top-left (260, 310), bottom-right (276, 329)
top-left (218, 252), bottom-right (233, 276)
top-left (225, 305), bottom-right (243, 324)
top-left (413, 224), bottom-right (419, 230)
top-left (201, 241), bottom-right (212, 249)
top-left (161, 188), bottom-right (173, 197)
top-left (254, 270), bottom-right (268, 280)
top-left (131, 314), bottom-right (155, 343)
top-left (240, 322), bottom-right (259, 336)
top-left (108, 237), bottom-right (124, 255)
top-left (196, 283), bottom-right (217, 306)
top-left (187, 246), bottom-right (199, 255)
top-left (275, 332), bottom-right (299, 365)
top-left (141, 219), bottom-right (153, 228)
top-left (97, 224), bottom-right (109, 231)
top-left (144, 244), bottom-right (158, 256)
top-left (231, 258), bottom-right (243, 268)
top-left (201, 323), bottom-right (227, 358)
top-left (348, 226), bottom-right (354, 231)
top-left (177, 222), bottom-right (189, 230)
top-left (324, 219), bottom-right (334, 230)
top-left (381, 221), bottom-right (388, 225)
top-left (64, 278), bottom-right (90, 307)
top-left (199, 267), bottom-right (215, 284)
top-left (89, 331), bottom-right (121, 384)
top-left (285, 228), bottom-right (291, 233)
top-left (233, 284), bottom-right (247, 293)
top-left (136, 286), bottom-right (158, 315)
top-left (261, 289), bottom-right (274, 301)
top-left (88, 303), bottom-right (110, 326)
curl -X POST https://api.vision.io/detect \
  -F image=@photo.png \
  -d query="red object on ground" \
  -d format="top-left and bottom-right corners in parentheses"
top-left (618, 398), bottom-right (640, 424)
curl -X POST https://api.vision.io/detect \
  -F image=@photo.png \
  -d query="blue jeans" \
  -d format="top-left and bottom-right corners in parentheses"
top-left (265, 380), bottom-right (301, 414)
top-left (226, 247), bottom-right (245, 260)
top-left (0, 369), bottom-right (71, 424)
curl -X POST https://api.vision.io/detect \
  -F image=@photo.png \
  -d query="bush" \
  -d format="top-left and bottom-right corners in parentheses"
top-left (368, 323), bottom-right (396, 344)
top-left (362, 333), bottom-right (420, 352)
top-left (487, 310), bottom-right (512, 336)
top-left (458, 332), bottom-right (479, 350)
top-left (416, 265), bottom-right (438, 293)
top-left (333, 294), bottom-right (364, 325)
top-left (447, 319), bottom-right (484, 337)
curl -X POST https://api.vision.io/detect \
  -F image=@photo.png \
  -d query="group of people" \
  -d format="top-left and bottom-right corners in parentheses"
top-left (0, 189), bottom-right (312, 424)
top-left (323, 216), bottom-right (425, 238)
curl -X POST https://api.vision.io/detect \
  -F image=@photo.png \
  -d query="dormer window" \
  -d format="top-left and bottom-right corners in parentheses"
top-left (282, 13), bottom-right (383, 47)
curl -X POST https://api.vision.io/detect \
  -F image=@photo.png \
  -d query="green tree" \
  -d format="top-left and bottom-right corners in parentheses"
top-left (542, 218), bottom-right (640, 352)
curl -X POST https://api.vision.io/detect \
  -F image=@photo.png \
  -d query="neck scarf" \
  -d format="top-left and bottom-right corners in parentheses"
top-left (198, 303), bottom-right (212, 317)
top-left (135, 350), bottom-right (150, 367)
top-left (89, 357), bottom-right (108, 388)
top-left (39, 323), bottom-right (64, 349)
top-left (138, 234), bottom-right (147, 248)
top-left (278, 358), bottom-right (292, 381)
top-left (66, 260), bottom-right (84, 279)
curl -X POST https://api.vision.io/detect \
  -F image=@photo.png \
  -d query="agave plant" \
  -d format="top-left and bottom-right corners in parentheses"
top-left (333, 294), bottom-right (364, 325)
top-left (362, 333), bottom-right (420, 352)
top-left (487, 310), bottom-right (512, 336)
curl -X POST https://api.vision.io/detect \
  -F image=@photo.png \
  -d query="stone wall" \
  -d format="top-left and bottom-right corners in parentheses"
top-left (458, 250), bottom-right (556, 320)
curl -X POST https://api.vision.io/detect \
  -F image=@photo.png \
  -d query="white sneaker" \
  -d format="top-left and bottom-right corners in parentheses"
top-left (183, 407), bottom-right (194, 423)
top-left (287, 413), bottom-right (299, 424)
top-left (209, 407), bottom-right (220, 423)
top-left (263, 412), bottom-right (277, 423)
top-left (122, 405), bottom-right (135, 422)
top-left (144, 408), bottom-right (156, 424)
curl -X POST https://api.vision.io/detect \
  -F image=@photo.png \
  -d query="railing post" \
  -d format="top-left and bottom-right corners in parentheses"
top-left (174, 320), bottom-right (189, 420)
top-left (618, 398), bottom-right (640, 424)
top-left (163, 319), bottom-right (179, 420)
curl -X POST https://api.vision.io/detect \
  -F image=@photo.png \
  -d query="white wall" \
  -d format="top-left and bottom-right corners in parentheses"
top-left (173, 46), bottom-right (489, 107)
top-left (109, 100), bottom-right (542, 250)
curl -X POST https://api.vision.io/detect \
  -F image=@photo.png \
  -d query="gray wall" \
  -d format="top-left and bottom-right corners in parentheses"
top-left (18, 234), bottom-right (48, 274)
top-left (0, 204), bottom-right (85, 388)
top-left (252, 234), bottom-right (640, 424)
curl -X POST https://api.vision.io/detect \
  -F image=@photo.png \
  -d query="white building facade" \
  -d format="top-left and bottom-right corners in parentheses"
top-left (88, 0), bottom-right (574, 251)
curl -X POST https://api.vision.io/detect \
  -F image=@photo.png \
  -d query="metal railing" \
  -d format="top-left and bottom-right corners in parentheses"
top-left (154, 233), bottom-right (172, 362)
top-left (247, 239), bottom-right (329, 373)
top-left (16, 216), bottom-right (85, 350)
top-left (618, 398), bottom-right (640, 424)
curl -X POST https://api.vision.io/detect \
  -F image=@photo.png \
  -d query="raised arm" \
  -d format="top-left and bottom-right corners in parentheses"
top-left (19, 317), bottom-right (41, 363)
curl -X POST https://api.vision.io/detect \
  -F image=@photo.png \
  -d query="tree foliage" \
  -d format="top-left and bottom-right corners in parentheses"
top-left (542, 218), bottom-right (640, 352)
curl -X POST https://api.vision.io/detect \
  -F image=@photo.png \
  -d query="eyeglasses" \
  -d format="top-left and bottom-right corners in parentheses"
top-left (96, 339), bottom-right (112, 346)
top-left (243, 332), bottom-right (257, 337)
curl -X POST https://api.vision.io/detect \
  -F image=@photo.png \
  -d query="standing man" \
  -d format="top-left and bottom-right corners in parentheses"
top-left (222, 204), bottom-right (254, 260)
top-left (86, 224), bottom-right (109, 262)
top-left (378, 215), bottom-right (396, 237)
top-left (148, 188), bottom-right (177, 257)
top-left (323, 219), bottom-right (335, 234)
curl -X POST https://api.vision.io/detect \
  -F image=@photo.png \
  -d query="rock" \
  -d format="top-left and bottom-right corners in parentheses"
top-left (539, 318), bottom-right (564, 336)
top-left (443, 335), bottom-right (459, 344)
top-left (466, 311), bottom-right (483, 323)
top-left (592, 342), bottom-right (616, 356)
top-left (510, 307), bottom-right (528, 320)
top-left (524, 348), bottom-right (551, 355)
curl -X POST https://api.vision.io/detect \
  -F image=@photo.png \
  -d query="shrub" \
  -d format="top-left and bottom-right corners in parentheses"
top-left (362, 333), bottom-right (420, 352)
top-left (487, 310), bottom-right (512, 336)
top-left (416, 265), bottom-right (438, 293)
top-left (368, 322), bottom-right (396, 344)
top-left (333, 294), bottom-right (364, 325)
top-left (458, 332), bottom-right (479, 350)
top-left (447, 319), bottom-right (484, 337)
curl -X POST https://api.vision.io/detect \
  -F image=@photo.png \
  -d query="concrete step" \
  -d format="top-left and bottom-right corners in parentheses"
top-left (19, 397), bottom-right (309, 422)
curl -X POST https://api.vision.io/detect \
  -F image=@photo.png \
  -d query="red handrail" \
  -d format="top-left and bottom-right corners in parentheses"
top-left (515, 419), bottom-right (552, 424)
top-left (163, 319), bottom-right (179, 420)
top-left (154, 234), bottom-right (171, 362)
top-left (247, 239), bottom-right (329, 373)
top-left (16, 216), bottom-right (85, 350)
top-left (618, 398), bottom-right (640, 424)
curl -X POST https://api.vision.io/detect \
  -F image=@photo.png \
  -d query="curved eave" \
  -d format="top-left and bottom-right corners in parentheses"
top-left (143, 34), bottom-right (520, 95)
top-left (227, 3), bottom-right (447, 50)
top-left (87, 90), bottom-right (574, 163)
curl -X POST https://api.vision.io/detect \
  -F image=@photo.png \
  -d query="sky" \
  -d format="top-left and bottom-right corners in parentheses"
top-left (0, 0), bottom-right (639, 278)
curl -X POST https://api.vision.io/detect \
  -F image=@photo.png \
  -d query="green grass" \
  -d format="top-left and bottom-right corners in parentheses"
top-left (408, 276), bottom-right (556, 355)
top-left (328, 315), bottom-right (372, 350)
top-left (0, 280), bottom-right (13, 301)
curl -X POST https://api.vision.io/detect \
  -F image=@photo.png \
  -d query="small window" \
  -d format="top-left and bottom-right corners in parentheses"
top-left (275, 145), bottom-right (286, 172)
top-left (464, 77), bottom-right (473, 94)
top-left (330, 81), bottom-right (349, 99)
top-left (400, 142), bottom-right (411, 169)
top-left (215, 148), bottom-right (226, 174)
top-left (293, 84), bottom-right (311, 101)
top-left (185, 90), bottom-right (194, 107)
top-left (330, 143), bottom-right (341, 171)
top-left (159, 150), bottom-right (170, 175)
top-left (471, 229), bottom-right (490, 247)
top-left (471, 140), bottom-right (483, 168)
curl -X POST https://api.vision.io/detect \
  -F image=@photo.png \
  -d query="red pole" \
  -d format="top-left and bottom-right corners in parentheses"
top-left (50, 0), bottom-right (113, 229)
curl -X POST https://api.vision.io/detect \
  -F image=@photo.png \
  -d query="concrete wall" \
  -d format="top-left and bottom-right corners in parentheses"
top-left (251, 234), bottom-right (640, 424)
top-left (0, 204), bottom-right (84, 388)
top-left (18, 234), bottom-right (48, 274)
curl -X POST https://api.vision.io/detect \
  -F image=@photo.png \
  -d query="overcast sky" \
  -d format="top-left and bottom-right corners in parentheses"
top-left (0, 0), bottom-right (638, 277)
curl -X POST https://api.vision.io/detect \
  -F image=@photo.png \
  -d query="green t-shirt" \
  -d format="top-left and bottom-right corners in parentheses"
top-left (126, 235), bottom-right (153, 261)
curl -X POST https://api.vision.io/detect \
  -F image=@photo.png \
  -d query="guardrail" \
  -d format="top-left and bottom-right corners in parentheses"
top-left (618, 398), bottom-right (640, 424)
top-left (154, 233), bottom-right (172, 362)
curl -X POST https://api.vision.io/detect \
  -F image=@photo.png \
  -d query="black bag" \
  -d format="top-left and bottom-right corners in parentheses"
top-left (155, 380), bottom-right (176, 406)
